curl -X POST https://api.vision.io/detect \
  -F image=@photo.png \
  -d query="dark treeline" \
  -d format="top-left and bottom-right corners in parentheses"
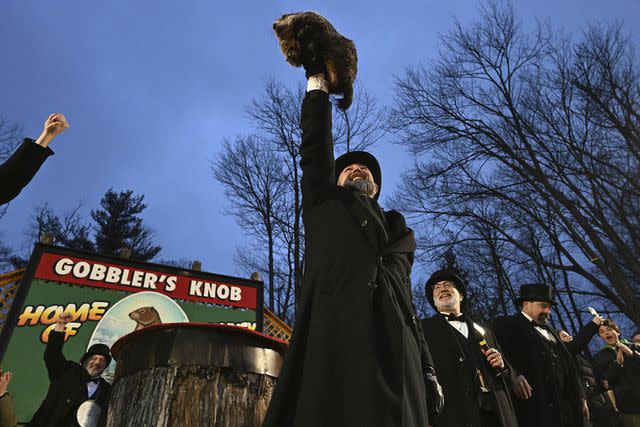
top-left (389, 1), bottom-right (639, 333)
top-left (0, 189), bottom-right (162, 271)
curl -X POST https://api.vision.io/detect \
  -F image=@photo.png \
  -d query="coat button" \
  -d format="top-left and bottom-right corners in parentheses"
top-left (361, 219), bottom-right (368, 227)
top-left (459, 357), bottom-right (464, 362)
top-left (368, 281), bottom-right (377, 289)
top-left (411, 315), bottom-right (417, 325)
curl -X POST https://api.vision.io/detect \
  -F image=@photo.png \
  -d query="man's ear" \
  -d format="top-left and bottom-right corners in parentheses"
top-left (372, 182), bottom-right (379, 197)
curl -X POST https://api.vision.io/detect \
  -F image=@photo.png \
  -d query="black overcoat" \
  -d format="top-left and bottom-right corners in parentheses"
top-left (263, 90), bottom-right (435, 427)
top-left (493, 313), bottom-right (584, 427)
top-left (28, 331), bottom-right (111, 427)
top-left (0, 138), bottom-right (53, 205)
top-left (422, 315), bottom-right (517, 427)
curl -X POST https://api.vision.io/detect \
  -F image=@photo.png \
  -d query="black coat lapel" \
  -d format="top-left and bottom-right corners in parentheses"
top-left (342, 191), bottom-right (388, 250)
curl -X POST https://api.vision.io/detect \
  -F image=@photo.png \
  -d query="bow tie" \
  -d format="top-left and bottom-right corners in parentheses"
top-left (443, 313), bottom-right (466, 322)
top-left (88, 379), bottom-right (99, 385)
top-left (532, 321), bottom-right (550, 330)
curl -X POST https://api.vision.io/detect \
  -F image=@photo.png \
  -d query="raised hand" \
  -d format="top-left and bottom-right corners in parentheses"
top-left (54, 312), bottom-right (73, 332)
top-left (35, 113), bottom-right (69, 148)
top-left (0, 369), bottom-right (12, 397)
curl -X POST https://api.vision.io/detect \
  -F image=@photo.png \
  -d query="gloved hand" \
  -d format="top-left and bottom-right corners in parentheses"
top-left (298, 25), bottom-right (326, 78)
top-left (425, 371), bottom-right (444, 419)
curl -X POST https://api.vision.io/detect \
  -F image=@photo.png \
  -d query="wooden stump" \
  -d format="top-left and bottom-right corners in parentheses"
top-left (107, 324), bottom-right (287, 427)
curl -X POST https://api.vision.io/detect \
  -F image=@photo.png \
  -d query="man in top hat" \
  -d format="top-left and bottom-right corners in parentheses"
top-left (493, 284), bottom-right (588, 427)
top-left (29, 313), bottom-right (112, 427)
top-left (263, 32), bottom-right (443, 427)
top-left (421, 268), bottom-right (517, 427)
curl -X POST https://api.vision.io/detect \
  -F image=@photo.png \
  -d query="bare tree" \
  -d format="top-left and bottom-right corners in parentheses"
top-left (390, 1), bottom-right (640, 326)
top-left (212, 135), bottom-right (291, 315)
top-left (0, 116), bottom-right (22, 162)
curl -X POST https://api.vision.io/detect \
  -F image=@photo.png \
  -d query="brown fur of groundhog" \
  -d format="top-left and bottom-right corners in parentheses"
top-left (129, 306), bottom-right (162, 332)
top-left (273, 11), bottom-right (357, 110)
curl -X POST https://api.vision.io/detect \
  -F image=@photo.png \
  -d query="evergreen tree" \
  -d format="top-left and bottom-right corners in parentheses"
top-left (91, 189), bottom-right (161, 261)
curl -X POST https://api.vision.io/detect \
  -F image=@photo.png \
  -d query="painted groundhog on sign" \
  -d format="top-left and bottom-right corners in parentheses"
top-left (273, 11), bottom-right (357, 110)
top-left (129, 306), bottom-right (162, 332)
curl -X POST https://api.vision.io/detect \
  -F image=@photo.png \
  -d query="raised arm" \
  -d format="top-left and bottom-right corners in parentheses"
top-left (565, 316), bottom-right (602, 355)
top-left (44, 313), bottom-right (72, 381)
top-left (0, 113), bottom-right (68, 205)
top-left (299, 88), bottom-right (335, 213)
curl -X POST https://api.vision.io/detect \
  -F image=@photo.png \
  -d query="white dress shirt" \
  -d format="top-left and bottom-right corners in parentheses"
top-left (441, 312), bottom-right (469, 338)
top-left (87, 380), bottom-right (98, 398)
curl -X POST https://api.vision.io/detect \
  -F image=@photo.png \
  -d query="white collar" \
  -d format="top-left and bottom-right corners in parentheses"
top-left (521, 311), bottom-right (534, 322)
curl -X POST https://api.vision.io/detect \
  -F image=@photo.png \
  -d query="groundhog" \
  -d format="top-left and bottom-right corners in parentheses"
top-left (129, 306), bottom-right (162, 332)
top-left (273, 11), bottom-right (357, 110)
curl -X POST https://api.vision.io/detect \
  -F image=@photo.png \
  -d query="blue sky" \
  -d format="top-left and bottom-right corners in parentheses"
top-left (1, 0), bottom-right (638, 278)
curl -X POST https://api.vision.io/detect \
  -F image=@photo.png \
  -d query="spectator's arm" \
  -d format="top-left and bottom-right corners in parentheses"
top-left (565, 320), bottom-right (600, 356)
top-left (44, 330), bottom-right (69, 381)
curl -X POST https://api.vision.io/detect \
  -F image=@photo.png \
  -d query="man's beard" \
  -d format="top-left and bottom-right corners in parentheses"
top-left (84, 361), bottom-right (105, 379)
top-left (536, 312), bottom-right (549, 325)
top-left (343, 179), bottom-right (376, 198)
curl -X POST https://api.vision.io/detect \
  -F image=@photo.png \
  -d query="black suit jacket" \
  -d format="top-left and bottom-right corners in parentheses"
top-left (422, 314), bottom-right (517, 427)
top-left (493, 313), bottom-right (584, 427)
top-left (0, 138), bottom-right (53, 205)
top-left (263, 90), bottom-right (434, 427)
top-left (28, 331), bottom-right (111, 427)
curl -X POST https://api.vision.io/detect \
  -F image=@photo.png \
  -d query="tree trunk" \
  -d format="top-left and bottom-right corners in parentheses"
top-left (107, 324), bottom-right (286, 427)
top-left (108, 365), bottom-right (277, 427)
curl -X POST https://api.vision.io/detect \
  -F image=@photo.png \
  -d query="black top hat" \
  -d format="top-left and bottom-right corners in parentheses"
top-left (424, 268), bottom-right (467, 310)
top-left (515, 283), bottom-right (556, 307)
top-left (80, 343), bottom-right (112, 367)
top-left (334, 151), bottom-right (382, 200)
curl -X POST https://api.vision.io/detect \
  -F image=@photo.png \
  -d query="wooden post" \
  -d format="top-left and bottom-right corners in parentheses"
top-left (118, 248), bottom-right (132, 259)
top-left (107, 324), bottom-right (287, 427)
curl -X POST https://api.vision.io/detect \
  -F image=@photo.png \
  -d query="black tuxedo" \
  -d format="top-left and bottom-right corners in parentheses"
top-left (493, 313), bottom-right (584, 427)
top-left (263, 90), bottom-right (435, 427)
top-left (422, 314), bottom-right (517, 427)
top-left (0, 138), bottom-right (53, 205)
top-left (28, 332), bottom-right (111, 427)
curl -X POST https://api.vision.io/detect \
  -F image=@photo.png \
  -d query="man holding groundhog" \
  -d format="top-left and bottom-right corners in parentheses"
top-left (263, 27), bottom-right (443, 427)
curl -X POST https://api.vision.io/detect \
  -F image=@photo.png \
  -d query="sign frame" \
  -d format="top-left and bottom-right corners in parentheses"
top-left (0, 243), bottom-right (264, 361)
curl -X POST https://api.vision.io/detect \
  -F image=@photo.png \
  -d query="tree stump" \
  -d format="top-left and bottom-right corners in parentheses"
top-left (107, 324), bottom-right (287, 427)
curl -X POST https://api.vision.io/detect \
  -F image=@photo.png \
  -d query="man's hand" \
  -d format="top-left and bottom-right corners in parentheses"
top-left (617, 342), bottom-right (633, 356)
top-left (616, 348), bottom-right (625, 366)
top-left (592, 315), bottom-right (604, 325)
top-left (513, 375), bottom-right (533, 400)
top-left (0, 369), bottom-right (12, 397)
top-left (483, 348), bottom-right (505, 369)
top-left (580, 398), bottom-right (590, 420)
top-left (54, 312), bottom-right (72, 332)
top-left (35, 113), bottom-right (69, 148)
top-left (425, 372), bottom-right (444, 418)
top-left (44, 113), bottom-right (69, 137)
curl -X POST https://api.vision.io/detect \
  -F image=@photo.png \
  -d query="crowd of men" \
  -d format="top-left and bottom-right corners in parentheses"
top-left (420, 269), bottom-right (640, 427)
